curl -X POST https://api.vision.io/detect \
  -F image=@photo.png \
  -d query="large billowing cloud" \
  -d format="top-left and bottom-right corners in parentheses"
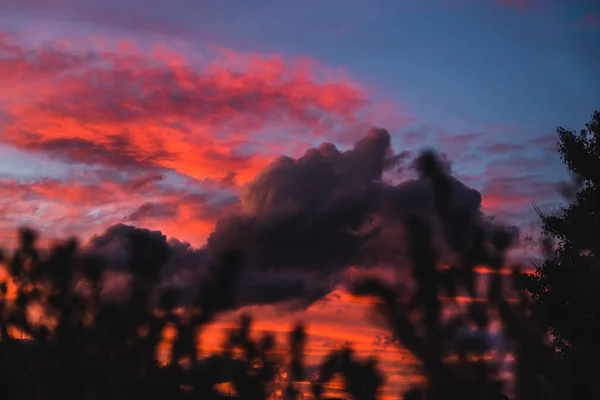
top-left (83, 129), bottom-right (494, 310)
top-left (208, 128), bottom-right (483, 269)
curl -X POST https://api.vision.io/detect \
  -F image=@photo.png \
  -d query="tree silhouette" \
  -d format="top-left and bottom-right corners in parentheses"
top-left (524, 110), bottom-right (600, 399)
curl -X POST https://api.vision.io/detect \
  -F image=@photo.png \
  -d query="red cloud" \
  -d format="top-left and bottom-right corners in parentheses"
top-left (481, 192), bottom-right (530, 212)
top-left (0, 34), bottom-right (409, 185)
top-left (478, 174), bottom-right (559, 222)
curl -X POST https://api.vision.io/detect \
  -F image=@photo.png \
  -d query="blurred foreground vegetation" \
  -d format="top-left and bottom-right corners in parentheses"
top-left (0, 111), bottom-right (598, 399)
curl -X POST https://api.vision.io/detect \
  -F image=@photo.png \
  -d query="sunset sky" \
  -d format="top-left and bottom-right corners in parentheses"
top-left (1, 0), bottom-right (599, 397)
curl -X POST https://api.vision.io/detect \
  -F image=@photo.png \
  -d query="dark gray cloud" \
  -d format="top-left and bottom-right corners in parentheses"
top-left (86, 128), bottom-right (509, 310)
top-left (82, 223), bottom-right (324, 309)
top-left (208, 127), bottom-right (484, 272)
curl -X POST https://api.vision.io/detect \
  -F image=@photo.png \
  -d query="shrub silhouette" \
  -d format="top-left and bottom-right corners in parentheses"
top-left (0, 225), bottom-right (381, 399)
top-left (0, 148), bottom-right (576, 400)
top-left (0, 230), bottom-right (256, 400)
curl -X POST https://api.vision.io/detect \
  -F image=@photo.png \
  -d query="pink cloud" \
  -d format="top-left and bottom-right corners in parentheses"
top-left (478, 174), bottom-right (561, 219)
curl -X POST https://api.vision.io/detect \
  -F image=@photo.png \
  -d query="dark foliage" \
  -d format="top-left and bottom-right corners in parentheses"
top-left (0, 225), bottom-right (383, 400)
top-left (524, 110), bottom-right (600, 399)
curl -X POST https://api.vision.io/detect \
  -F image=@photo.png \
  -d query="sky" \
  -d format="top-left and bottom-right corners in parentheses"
top-left (0, 0), bottom-right (599, 397)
